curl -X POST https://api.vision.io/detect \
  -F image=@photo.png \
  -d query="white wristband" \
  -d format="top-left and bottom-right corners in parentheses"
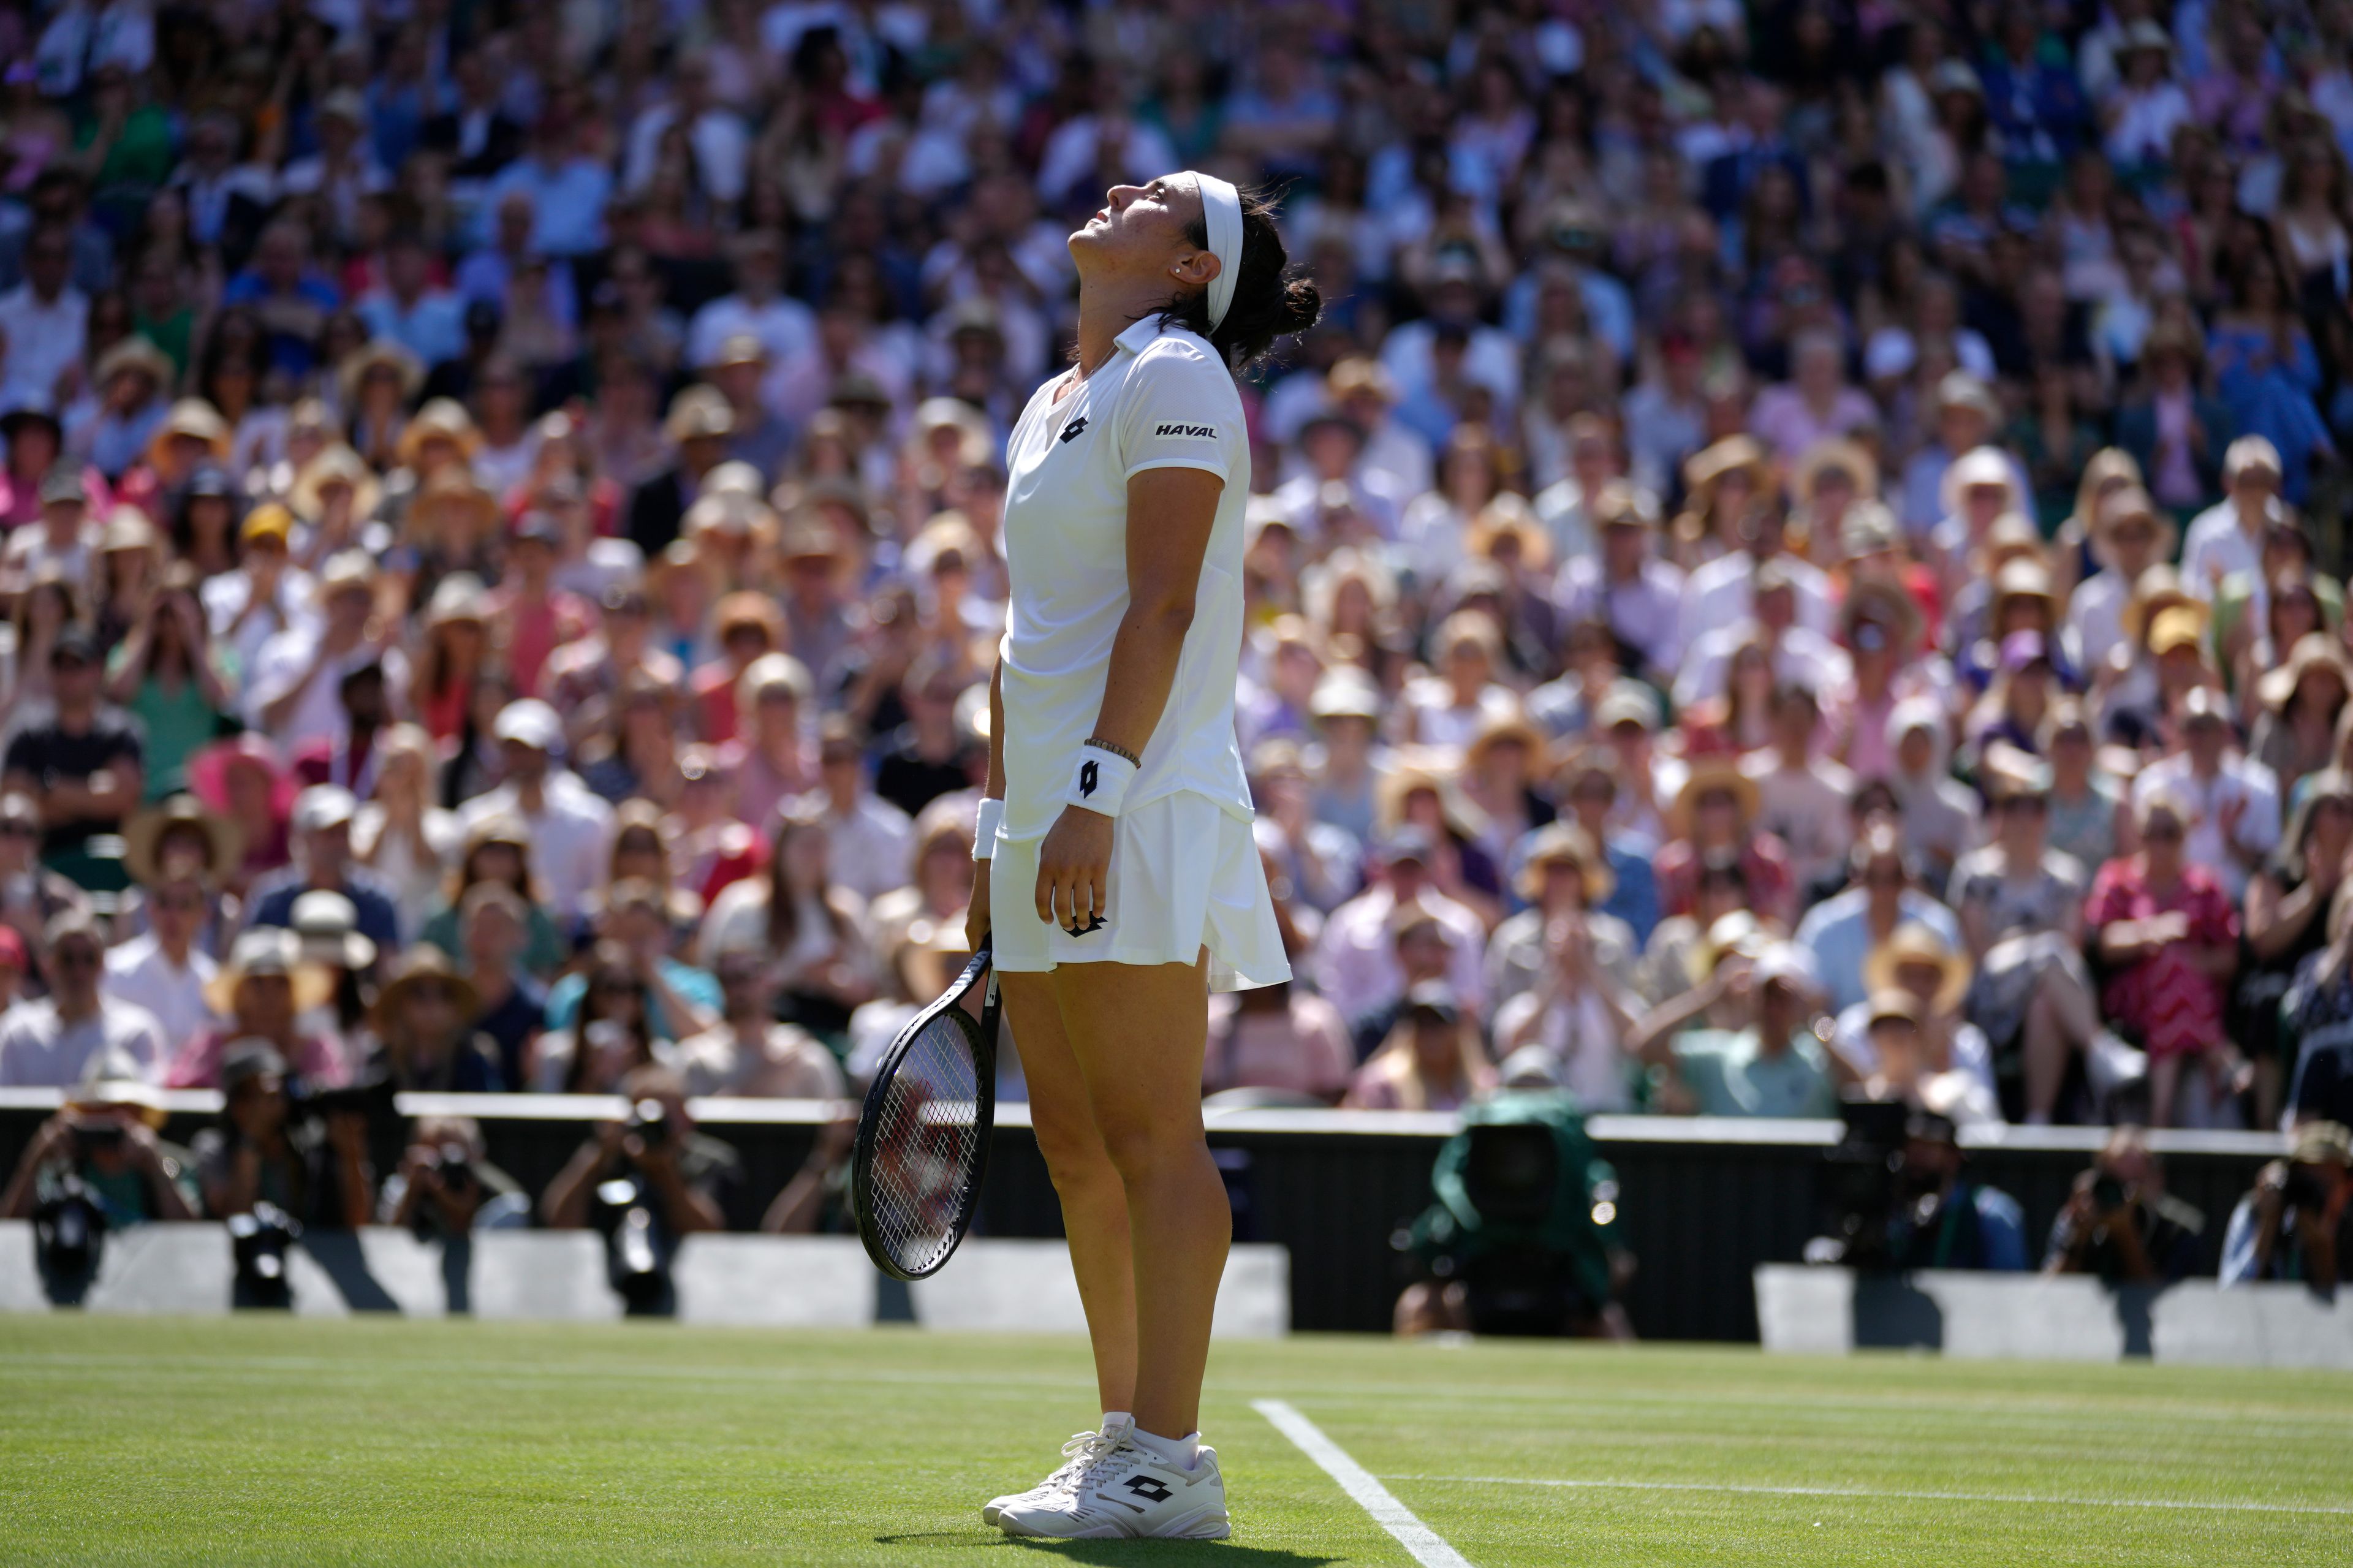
top-left (972, 797), bottom-right (1004, 861)
top-left (1064, 745), bottom-right (1137, 816)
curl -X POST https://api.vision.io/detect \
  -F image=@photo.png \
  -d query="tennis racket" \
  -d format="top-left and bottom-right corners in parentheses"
top-left (851, 934), bottom-right (1000, 1281)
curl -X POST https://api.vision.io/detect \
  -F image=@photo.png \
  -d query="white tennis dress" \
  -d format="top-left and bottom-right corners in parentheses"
top-left (989, 314), bottom-right (1289, 991)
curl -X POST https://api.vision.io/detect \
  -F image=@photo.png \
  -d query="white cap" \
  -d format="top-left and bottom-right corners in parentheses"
top-left (1753, 941), bottom-right (1824, 1001)
top-left (493, 699), bottom-right (564, 752)
top-left (290, 784), bottom-right (356, 834)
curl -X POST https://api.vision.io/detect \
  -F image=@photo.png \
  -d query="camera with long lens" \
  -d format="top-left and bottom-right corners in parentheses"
top-left (287, 1069), bottom-right (396, 1131)
top-left (32, 1172), bottom-right (107, 1300)
top-left (404, 1141), bottom-right (479, 1240)
top-left (1807, 1100), bottom-right (1911, 1268)
top-left (593, 1172), bottom-right (673, 1315)
top-left (624, 1097), bottom-right (670, 1153)
top-left (228, 1202), bottom-right (300, 1309)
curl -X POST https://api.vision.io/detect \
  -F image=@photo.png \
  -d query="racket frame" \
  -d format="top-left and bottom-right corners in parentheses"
top-left (850, 934), bottom-right (1000, 1281)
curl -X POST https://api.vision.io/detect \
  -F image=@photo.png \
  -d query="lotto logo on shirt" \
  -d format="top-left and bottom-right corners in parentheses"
top-left (1153, 422), bottom-right (1217, 438)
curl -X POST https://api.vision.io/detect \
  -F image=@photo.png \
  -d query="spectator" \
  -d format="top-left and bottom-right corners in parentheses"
top-left (0, 0), bottom-right (2346, 1161)
top-left (1341, 983), bottom-right (1495, 1112)
top-left (291, 889), bottom-right (378, 1043)
top-left (419, 813), bottom-right (565, 981)
top-left (101, 869), bottom-right (217, 1049)
top-left (1487, 823), bottom-right (1637, 1011)
top-left (1314, 827), bottom-right (1487, 1031)
top-left (360, 948), bottom-right (504, 1093)
top-left (810, 714), bottom-right (915, 906)
top-left (1950, 749), bottom-right (2109, 1124)
top-left (2044, 1127), bottom-right (2207, 1283)
top-left (1491, 914), bottom-right (1645, 1113)
top-left (1798, 824), bottom-right (1965, 1017)
top-left (455, 699), bottom-right (615, 917)
top-left (2278, 884), bottom-right (2353, 1131)
top-left (547, 879), bottom-right (718, 1047)
top-left (864, 797), bottom-right (975, 968)
top-left (672, 944), bottom-right (845, 1099)
top-left (1631, 942), bottom-right (1838, 1120)
top-left (165, 928), bottom-right (344, 1091)
top-left (0, 913), bottom-right (165, 1086)
top-left (349, 724), bottom-right (461, 939)
top-left (2241, 771), bottom-right (2353, 1127)
top-left (244, 784), bottom-right (403, 958)
top-left (247, 551), bottom-right (406, 753)
top-left (453, 882), bottom-right (545, 1095)
top-left (1852, 989), bottom-right (2000, 1130)
top-left (2, 626), bottom-right (143, 888)
top-left (531, 942), bottom-right (658, 1094)
top-left (1653, 759), bottom-right (1797, 931)
top-left (2090, 789), bottom-right (2244, 1129)
top-left (1552, 744), bottom-right (1660, 944)
top-left (699, 802), bottom-right (874, 1043)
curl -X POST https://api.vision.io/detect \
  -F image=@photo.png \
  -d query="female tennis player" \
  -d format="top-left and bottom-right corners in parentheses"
top-left (968, 173), bottom-right (1317, 1540)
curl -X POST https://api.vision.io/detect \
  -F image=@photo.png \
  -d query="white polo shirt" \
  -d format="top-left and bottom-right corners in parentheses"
top-left (997, 316), bottom-right (1255, 839)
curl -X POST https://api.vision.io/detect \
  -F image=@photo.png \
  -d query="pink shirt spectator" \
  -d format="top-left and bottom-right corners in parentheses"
top-left (167, 1029), bottom-right (349, 1090)
top-left (1204, 991), bottom-right (1356, 1099)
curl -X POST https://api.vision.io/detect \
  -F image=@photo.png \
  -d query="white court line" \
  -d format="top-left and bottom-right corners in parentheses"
top-left (1385, 1473), bottom-right (2353, 1518)
top-left (1254, 1399), bottom-right (1475, 1568)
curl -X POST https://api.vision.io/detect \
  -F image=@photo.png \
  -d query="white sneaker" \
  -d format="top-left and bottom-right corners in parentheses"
top-left (996, 1432), bottom-right (1230, 1540)
top-left (982, 1420), bottom-right (1127, 1527)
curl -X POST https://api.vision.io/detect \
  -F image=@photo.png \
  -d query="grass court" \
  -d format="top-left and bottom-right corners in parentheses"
top-left (4, 1314), bottom-right (2349, 1566)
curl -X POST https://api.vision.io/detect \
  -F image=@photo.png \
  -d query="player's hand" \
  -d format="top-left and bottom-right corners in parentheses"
top-left (966, 860), bottom-right (991, 949)
top-left (1034, 805), bottom-right (1114, 935)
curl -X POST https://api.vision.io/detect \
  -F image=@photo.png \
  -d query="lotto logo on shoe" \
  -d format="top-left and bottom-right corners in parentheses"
top-left (1124, 1476), bottom-right (1173, 1503)
top-left (1153, 422), bottom-right (1216, 438)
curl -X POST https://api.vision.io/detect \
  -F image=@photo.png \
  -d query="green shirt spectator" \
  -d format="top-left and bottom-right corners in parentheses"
top-left (1668, 1028), bottom-right (1838, 1119)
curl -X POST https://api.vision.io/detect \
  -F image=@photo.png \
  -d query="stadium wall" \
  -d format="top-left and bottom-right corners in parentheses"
top-left (0, 1093), bottom-right (2286, 1340)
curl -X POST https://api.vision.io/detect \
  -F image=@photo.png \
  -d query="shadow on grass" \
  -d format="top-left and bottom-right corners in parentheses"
top-left (873, 1536), bottom-right (1337, 1562)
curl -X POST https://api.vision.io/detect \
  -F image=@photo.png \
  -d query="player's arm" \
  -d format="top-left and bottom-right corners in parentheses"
top-left (1032, 466), bottom-right (1221, 930)
top-left (969, 658), bottom-right (1006, 950)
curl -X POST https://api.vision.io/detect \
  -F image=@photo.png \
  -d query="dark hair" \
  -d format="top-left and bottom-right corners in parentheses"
top-left (1162, 183), bottom-right (1322, 371)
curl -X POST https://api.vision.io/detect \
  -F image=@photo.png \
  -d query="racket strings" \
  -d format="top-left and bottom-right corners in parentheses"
top-left (866, 1012), bottom-right (984, 1274)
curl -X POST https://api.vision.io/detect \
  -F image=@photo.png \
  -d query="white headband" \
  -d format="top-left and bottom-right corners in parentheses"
top-left (1188, 170), bottom-right (1243, 332)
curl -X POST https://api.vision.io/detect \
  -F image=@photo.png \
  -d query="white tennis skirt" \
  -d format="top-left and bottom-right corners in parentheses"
top-left (990, 791), bottom-right (1292, 993)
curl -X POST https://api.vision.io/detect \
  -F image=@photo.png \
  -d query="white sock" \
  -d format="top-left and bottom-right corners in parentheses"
top-left (1100, 1410), bottom-right (1131, 1435)
top-left (1130, 1426), bottom-right (1200, 1469)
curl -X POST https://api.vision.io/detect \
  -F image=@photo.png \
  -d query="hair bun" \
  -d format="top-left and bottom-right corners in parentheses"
top-left (1278, 278), bottom-right (1324, 337)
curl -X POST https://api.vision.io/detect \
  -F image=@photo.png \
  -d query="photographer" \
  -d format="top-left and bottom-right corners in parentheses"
top-left (2043, 1126), bottom-right (2206, 1284)
top-left (1, 1049), bottom-right (195, 1224)
top-left (189, 1040), bottom-right (373, 1229)
top-left (2221, 1121), bottom-right (2353, 1293)
top-left (1884, 1111), bottom-right (2028, 1271)
top-left (377, 1115), bottom-right (530, 1235)
top-left (540, 1064), bottom-right (735, 1235)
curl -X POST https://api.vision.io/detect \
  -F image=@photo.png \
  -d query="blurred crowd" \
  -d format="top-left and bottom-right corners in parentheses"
top-left (0, 0), bottom-right (2350, 1268)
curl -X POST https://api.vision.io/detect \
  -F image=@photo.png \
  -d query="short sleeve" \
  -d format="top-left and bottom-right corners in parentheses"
top-left (1115, 342), bottom-right (1240, 483)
